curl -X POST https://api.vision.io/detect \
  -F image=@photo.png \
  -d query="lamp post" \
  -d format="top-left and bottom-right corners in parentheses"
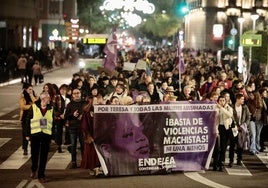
top-left (225, 6), bottom-right (240, 51)
top-left (229, 19), bottom-right (237, 51)
top-left (248, 13), bottom-right (259, 78)
top-left (237, 17), bottom-right (245, 81)
top-left (237, 17), bottom-right (245, 40)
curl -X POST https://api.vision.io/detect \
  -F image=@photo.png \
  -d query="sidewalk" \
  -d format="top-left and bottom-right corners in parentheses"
top-left (0, 66), bottom-right (62, 87)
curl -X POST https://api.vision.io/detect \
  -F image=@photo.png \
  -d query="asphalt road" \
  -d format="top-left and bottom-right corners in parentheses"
top-left (0, 64), bottom-right (268, 188)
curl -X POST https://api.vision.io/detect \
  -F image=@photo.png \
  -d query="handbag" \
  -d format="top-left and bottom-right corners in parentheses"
top-left (231, 120), bottom-right (238, 137)
top-left (39, 74), bottom-right (44, 83)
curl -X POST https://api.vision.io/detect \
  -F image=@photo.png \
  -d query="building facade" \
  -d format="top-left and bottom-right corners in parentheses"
top-left (184, 0), bottom-right (268, 50)
top-left (0, 0), bottom-right (77, 51)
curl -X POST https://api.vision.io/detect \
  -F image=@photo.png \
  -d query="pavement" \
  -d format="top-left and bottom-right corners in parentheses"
top-left (0, 66), bottom-right (62, 87)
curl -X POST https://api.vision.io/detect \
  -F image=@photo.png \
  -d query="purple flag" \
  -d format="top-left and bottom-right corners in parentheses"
top-left (103, 27), bottom-right (117, 71)
top-left (175, 40), bottom-right (185, 74)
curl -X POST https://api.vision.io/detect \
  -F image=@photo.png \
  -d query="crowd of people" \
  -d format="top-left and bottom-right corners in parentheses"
top-left (18, 46), bottom-right (268, 182)
top-left (0, 46), bottom-right (78, 84)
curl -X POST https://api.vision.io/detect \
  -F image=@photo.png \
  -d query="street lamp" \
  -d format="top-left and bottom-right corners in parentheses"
top-left (248, 13), bottom-right (259, 79)
top-left (225, 6), bottom-right (240, 50)
top-left (237, 17), bottom-right (245, 37)
top-left (251, 14), bottom-right (259, 32)
top-left (237, 17), bottom-right (245, 75)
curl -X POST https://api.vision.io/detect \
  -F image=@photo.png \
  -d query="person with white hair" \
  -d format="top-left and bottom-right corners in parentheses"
top-left (217, 72), bottom-right (232, 90)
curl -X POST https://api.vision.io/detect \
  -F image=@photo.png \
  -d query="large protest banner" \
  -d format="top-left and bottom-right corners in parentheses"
top-left (93, 101), bottom-right (217, 176)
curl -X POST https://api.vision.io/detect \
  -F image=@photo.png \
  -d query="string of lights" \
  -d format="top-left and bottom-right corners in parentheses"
top-left (99, 0), bottom-right (155, 28)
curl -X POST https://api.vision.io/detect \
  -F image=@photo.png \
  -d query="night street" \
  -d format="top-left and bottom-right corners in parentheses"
top-left (0, 65), bottom-right (268, 188)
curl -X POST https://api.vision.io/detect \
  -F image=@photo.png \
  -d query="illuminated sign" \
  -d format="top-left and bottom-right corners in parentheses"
top-left (82, 38), bottom-right (107, 44)
top-left (241, 34), bottom-right (262, 47)
top-left (213, 24), bottom-right (223, 39)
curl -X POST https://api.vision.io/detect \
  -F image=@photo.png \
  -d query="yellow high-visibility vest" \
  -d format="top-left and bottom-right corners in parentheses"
top-left (30, 104), bottom-right (53, 135)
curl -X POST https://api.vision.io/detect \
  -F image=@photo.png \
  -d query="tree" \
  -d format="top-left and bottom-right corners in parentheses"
top-left (253, 30), bottom-right (268, 64)
top-left (77, 0), bottom-right (111, 34)
top-left (77, 0), bottom-right (184, 43)
top-left (143, 13), bottom-right (181, 38)
top-left (138, 0), bottom-right (183, 42)
top-left (243, 30), bottom-right (268, 65)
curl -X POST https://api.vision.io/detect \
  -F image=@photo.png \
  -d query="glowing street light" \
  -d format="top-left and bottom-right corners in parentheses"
top-left (99, 0), bottom-right (155, 27)
top-left (248, 13), bottom-right (259, 79)
top-left (237, 17), bottom-right (245, 75)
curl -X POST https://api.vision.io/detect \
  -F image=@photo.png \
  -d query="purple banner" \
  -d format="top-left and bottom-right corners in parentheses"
top-left (93, 101), bottom-right (217, 176)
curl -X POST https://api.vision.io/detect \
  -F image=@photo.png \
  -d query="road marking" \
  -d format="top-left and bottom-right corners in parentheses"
top-left (0, 127), bottom-right (21, 130)
top-left (0, 120), bottom-right (20, 123)
top-left (0, 146), bottom-right (30, 169)
top-left (27, 179), bottom-right (45, 188)
top-left (16, 179), bottom-right (28, 188)
top-left (1, 107), bottom-right (17, 111)
top-left (225, 164), bottom-right (252, 176)
top-left (184, 172), bottom-right (230, 188)
top-left (224, 159), bottom-right (252, 176)
top-left (223, 150), bottom-right (252, 176)
top-left (0, 78), bottom-right (20, 87)
top-left (16, 180), bottom-right (44, 188)
top-left (0, 138), bottom-right (11, 147)
top-left (46, 148), bottom-right (71, 169)
top-left (12, 114), bottom-right (19, 119)
top-left (256, 152), bottom-right (268, 168)
top-left (0, 92), bottom-right (20, 96)
top-left (0, 120), bottom-right (21, 129)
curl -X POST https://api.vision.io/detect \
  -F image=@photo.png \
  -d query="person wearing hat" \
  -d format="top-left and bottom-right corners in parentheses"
top-left (166, 86), bottom-right (175, 93)
top-left (163, 86), bottom-right (177, 102)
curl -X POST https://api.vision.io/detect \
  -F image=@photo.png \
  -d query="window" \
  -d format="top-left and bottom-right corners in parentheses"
top-left (23, 26), bottom-right (27, 48)
top-left (188, 0), bottom-right (202, 10)
top-left (228, 0), bottom-right (237, 6)
top-left (49, 0), bottom-right (60, 14)
top-left (255, 0), bottom-right (263, 7)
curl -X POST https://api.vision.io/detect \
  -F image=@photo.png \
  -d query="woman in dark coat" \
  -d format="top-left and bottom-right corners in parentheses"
top-left (19, 83), bottom-right (37, 155)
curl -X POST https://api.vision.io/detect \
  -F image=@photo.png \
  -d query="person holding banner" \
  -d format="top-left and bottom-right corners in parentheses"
top-left (177, 85), bottom-right (196, 101)
top-left (94, 113), bottom-right (150, 176)
top-left (109, 96), bottom-right (120, 105)
top-left (163, 86), bottom-right (178, 102)
top-left (209, 92), bottom-right (221, 171)
top-left (80, 96), bottom-right (102, 176)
